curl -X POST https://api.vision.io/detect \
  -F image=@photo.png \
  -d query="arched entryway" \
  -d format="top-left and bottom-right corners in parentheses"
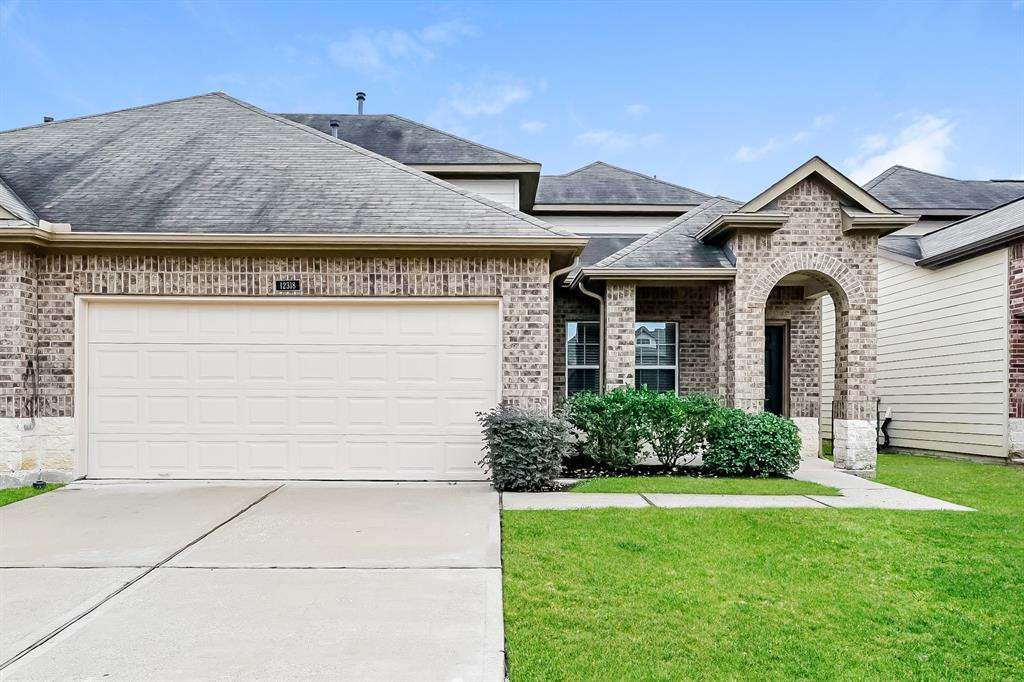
top-left (737, 252), bottom-right (878, 475)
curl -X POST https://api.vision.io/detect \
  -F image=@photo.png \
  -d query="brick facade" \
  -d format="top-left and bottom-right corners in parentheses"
top-left (551, 288), bottom-right (599, 401)
top-left (604, 281), bottom-right (636, 389)
top-left (635, 285), bottom-right (716, 395)
top-left (728, 177), bottom-right (878, 472)
top-left (0, 250), bottom-right (552, 422)
top-left (1009, 240), bottom-right (1024, 421)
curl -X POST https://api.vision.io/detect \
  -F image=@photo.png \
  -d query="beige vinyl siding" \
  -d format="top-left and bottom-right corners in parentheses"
top-left (876, 249), bottom-right (1009, 458)
top-left (446, 178), bottom-right (519, 209)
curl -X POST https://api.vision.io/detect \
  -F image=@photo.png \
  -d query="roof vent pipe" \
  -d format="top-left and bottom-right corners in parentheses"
top-left (329, 120), bottom-right (340, 138)
top-left (42, 116), bottom-right (54, 123)
top-left (356, 91), bottom-right (366, 115)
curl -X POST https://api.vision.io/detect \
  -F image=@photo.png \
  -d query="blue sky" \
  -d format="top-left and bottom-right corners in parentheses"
top-left (2, 0), bottom-right (1022, 198)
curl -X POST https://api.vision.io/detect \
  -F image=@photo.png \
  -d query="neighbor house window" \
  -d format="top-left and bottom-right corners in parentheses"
top-left (635, 322), bottom-right (677, 392)
top-left (566, 321), bottom-right (600, 395)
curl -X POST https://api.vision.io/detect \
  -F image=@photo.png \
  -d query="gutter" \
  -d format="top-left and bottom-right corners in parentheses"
top-left (0, 227), bottom-right (589, 251)
top-left (577, 279), bottom-right (605, 394)
top-left (916, 224), bottom-right (1024, 268)
top-left (581, 267), bottom-right (736, 281)
top-left (548, 257), bottom-right (580, 412)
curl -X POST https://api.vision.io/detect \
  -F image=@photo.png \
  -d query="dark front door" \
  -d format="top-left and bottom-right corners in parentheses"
top-left (764, 324), bottom-right (786, 415)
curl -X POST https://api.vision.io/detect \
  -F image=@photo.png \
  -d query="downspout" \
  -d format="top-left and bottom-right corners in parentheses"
top-left (548, 256), bottom-right (580, 413)
top-left (578, 277), bottom-right (605, 393)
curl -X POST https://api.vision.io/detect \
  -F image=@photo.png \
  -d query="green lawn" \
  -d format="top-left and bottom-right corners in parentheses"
top-left (571, 475), bottom-right (838, 496)
top-left (503, 454), bottom-right (1024, 681)
top-left (0, 483), bottom-right (64, 507)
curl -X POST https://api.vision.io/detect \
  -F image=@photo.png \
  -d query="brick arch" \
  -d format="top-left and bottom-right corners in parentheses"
top-left (745, 251), bottom-right (867, 313)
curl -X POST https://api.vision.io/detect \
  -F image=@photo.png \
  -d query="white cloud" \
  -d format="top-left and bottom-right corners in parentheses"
top-left (574, 129), bottom-right (663, 151)
top-left (625, 104), bottom-right (649, 120)
top-left (328, 19), bottom-right (477, 77)
top-left (735, 114), bottom-right (835, 162)
top-left (735, 138), bottom-right (780, 162)
top-left (520, 120), bottom-right (546, 134)
top-left (846, 115), bottom-right (956, 183)
top-left (419, 19), bottom-right (478, 44)
top-left (444, 80), bottom-right (532, 117)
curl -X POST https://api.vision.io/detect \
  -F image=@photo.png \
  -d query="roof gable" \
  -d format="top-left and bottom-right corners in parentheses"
top-left (278, 113), bottom-right (535, 166)
top-left (0, 174), bottom-right (38, 225)
top-left (0, 93), bottom-right (573, 238)
top-left (740, 156), bottom-right (893, 214)
top-left (588, 197), bottom-right (739, 270)
top-left (864, 165), bottom-right (1024, 215)
top-left (536, 161), bottom-right (711, 206)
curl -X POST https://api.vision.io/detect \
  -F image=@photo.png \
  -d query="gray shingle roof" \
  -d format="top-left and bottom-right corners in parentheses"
top-left (590, 197), bottom-right (740, 269)
top-left (0, 93), bottom-right (573, 237)
top-left (0, 174), bottom-right (38, 225)
top-left (278, 113), bottom-right (535, 166)
top-left (864, 166), bottom-right (1024, 215)
top-left (917, 197), bottom-right (1024, 265)
top-left (878, 235), bottom-right (922, 260)
top-left (536, 162), bottom-right (712, 206)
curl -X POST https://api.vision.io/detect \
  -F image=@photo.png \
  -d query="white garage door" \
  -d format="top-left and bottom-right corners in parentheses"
top-left (84, 299), bottom-right (499, 480)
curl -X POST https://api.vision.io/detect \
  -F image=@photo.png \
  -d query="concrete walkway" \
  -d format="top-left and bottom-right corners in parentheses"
top-left (0, 481), bottom-right (504, 682)
top-left (501, 458), bottom-right (974, 511)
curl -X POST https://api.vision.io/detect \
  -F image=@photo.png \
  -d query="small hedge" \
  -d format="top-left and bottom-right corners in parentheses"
top-left (704, 408), bottom-right (802, 477)
top-left (478, 403), bottom-right (572, 491)
top-left (566, 388), bottom-right (720, 469)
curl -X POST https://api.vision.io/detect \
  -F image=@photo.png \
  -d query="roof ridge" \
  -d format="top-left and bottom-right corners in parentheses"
top-left (277, 112), bottom-right (537, 165)
top-left (542, 160), bottom-right (711, 200)
top-left (379, 113), bottom-right (537, 165)
top-left (862, 165), bottom-right (902, 190)
top-left (0, 92), bottom-right (226, 135)
top-left (592, 196), bottom-right (736, 268)
top-left (212, 93), bottom-right (574, 238)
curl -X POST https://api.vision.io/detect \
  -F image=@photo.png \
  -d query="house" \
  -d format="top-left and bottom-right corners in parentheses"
top-left (819, 168), bottom-right (1024, 461)
top-left (0, 92), bottom-right (915, 485)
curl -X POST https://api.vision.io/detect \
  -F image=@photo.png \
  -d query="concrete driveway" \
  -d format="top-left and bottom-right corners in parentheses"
top-left (0, 481), bottom-right (503, 682)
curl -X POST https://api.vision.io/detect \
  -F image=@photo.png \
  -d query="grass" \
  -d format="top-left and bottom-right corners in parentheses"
top-left (0, 483), bottom-right (63, 507)
top-left (502, 454), bottom-right (1024, 681)
top-left (570, 475), bottom-right (838, 496)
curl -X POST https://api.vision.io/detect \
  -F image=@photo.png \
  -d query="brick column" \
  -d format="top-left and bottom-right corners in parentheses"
top-left (604, 281), bottom-right (636, 389)
top-left (1009, 242), bottom-right (1024, 454)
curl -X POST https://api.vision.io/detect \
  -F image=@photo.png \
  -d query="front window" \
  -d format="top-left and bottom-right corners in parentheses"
top-left (566, 321), bottom-right (600, 395)
top-left (635, 322), bottom-right (677, 392)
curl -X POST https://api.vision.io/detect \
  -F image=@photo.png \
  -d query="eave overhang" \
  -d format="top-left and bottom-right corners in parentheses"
top-left (695, 212), bottom-right (788, 243)
top-left (0, 226), bottom-right (588, 253)
top-left (841, 210), bottom-right (918, 235)
top-left (916, 224), bottom-right (1024, 268)
top-left (531, 203), bottom-right (698, 215)
top-left (580, 267), bottom-right (736, 281)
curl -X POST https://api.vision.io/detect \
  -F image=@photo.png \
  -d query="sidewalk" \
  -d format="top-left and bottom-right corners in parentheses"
top-left (501, 458), bottom-right (974, 512)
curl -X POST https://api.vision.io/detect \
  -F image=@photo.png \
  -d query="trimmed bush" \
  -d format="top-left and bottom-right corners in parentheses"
top-left (644, 391), bottom-right (720, 466)
top-left (478, 403), bottom-right (572, 491)
top-left (704, 409), bottom-right (802, 477)
top-left (565, 388), bottom-right (647, 469)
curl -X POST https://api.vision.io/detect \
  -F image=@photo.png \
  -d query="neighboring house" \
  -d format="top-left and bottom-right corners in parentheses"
top-left (820, 167), bottom-right (1024, 461)
top-left (0, 92), bottom-right (914, 485)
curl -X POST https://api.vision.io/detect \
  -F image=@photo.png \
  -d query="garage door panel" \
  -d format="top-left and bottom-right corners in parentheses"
top-left (86, 300), bottom-right (498, 480)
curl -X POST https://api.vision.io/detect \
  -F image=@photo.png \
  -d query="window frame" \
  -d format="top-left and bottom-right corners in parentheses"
top-left (565, 320), bottom-right (601, 396)
top-left (633, 321), bottom-right (678, 393)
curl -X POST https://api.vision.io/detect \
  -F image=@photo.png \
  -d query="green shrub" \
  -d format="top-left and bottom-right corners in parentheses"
top-left (704, 409), bottom-right (802, 476)
top-left (644, 391), bottom-right (720, 466)
top-left (477, 403), bottom-right (572, 491)
top-left (565, 388), bottom-right (647, 469)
